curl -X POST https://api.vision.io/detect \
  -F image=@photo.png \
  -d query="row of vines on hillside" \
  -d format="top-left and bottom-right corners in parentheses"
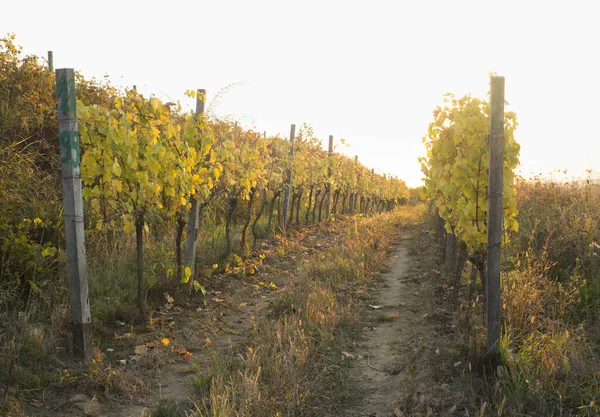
top-left (0, 34), bottom-right (410, 323)
top-left (78, 91), bottom-right (409, 310)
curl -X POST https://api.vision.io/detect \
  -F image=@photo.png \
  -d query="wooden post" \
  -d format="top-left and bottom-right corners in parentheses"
top-left (487, 76), bottom-right (504, 364)
top-left (55, 69), bottom-right (92, 360)
top-left (281, 124), bottom-right (296, 229)
top-left (47, 51), bottom-right (54, 72)
top-left (444, 232), bottom-right (457, 275)
top-left (325, 135), bottom-right (334, 220)
top-left (349, 155), bottom-right (358, 214)
top-left (183, 89), bottom-right (206, 281)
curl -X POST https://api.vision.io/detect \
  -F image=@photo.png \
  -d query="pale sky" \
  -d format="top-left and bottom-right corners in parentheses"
top-left (3, 0), bottom-right (598, 187)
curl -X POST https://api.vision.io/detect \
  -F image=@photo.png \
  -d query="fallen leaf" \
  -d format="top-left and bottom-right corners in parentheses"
top-left (116, 332), bottom-right (135, 340)
top-left (134, 344), bottom-right (148, 355)
top-left (341, 351), bottom-right (354, 360)
top-left (30, 400), bottom-right (43, 407)
top-left (205, 337), bottom-right (211, 344)
top-left (212, 297), bottom-right (225, 303)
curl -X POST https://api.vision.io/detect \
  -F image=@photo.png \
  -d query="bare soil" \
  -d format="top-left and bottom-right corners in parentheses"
top-left (341, 225), bottom-right (461, 417)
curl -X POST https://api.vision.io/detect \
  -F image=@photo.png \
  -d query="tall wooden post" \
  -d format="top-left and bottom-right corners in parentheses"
top-left (55, 69), bottom-right (92, 360)
top-left (47, 51), bottom-right (54, 72)
top-left (183, 89), bottom-right (206, 281)
top-left (487, 76), bottom-right (505, 364)
top-left (281, 124), bottom-right (296, 230)
top-left (325, 135), bottom-right (334, 220)
top-left (350, 155), bottom-right (359, 214)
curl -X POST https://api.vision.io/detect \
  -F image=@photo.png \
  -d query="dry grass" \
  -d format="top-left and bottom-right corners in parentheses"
top-left (447, 175), bottom-right (600, 415)
top-left (188, 206), bottom-right (426, 417)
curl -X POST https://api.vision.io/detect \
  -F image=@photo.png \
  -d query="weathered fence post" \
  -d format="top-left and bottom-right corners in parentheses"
top-left (183, 89), bottom-right (206, 281)
top-left (325, 135), bottom-right (334, 221)
top-left (55, 69), bottom-right (92, 360)
top-left (487, 75), bottom-right (505, 365)
top-left (281, 124), bottom-right (296, 230)
top-left (444, 232), bottom-right (457, 275)
top-left (47, 51), bottom-right (54, 72)
top-left (349, 155), bottom-right (358, 214)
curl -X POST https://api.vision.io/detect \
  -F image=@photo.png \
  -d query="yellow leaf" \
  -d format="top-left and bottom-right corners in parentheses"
top-left (111, 179), bottom-right (123, 193)
top-left (123, 219), bottom-right (135, 234)
top-left (193, 280), bottom-right (206, 294)
top-left (161, 338), bottom-right (170, 346)
top-left (182, 266), bottom-right (192, 283)
top-left (112, 160), bottom-right (122, 177)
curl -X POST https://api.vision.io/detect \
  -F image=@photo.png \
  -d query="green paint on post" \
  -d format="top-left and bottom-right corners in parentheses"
top-left (55, 68), bottom-right (92, 360)
top-left (56, 75), bottom-right (76, 115)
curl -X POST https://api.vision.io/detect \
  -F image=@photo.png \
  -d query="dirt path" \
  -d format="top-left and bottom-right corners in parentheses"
top-left (343, 227), bottom-right (456, 417)
top-left (36, 217), bottom-right (466, 417)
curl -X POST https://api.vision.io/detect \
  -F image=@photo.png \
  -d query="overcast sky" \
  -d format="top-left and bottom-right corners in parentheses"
top-left (3, 0), bottom-right (598, 186)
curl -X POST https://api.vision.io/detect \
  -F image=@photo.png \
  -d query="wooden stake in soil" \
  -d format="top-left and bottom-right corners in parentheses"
top-left (47, 51), bottom-right (53, 72)
top-left (325, 135), bottom-right (334, 221)
top-left (349, 155), bottom-right (358, 214)
top-left (183, 89), bottom-right (206, 281)
top-left (55, 68), bottom-right (92, 359)
top-left (281, 124), bottom-right (296, 230)
top-left (487, 75), bottom-right (505, 364)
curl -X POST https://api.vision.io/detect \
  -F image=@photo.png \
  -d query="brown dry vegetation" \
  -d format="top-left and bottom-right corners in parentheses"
top-left (1, 206), bottom-right (426, 416)
top-left (187, 206), bottom-right (426, 417)
top-left (439, 174), bottom-right (600, 416)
